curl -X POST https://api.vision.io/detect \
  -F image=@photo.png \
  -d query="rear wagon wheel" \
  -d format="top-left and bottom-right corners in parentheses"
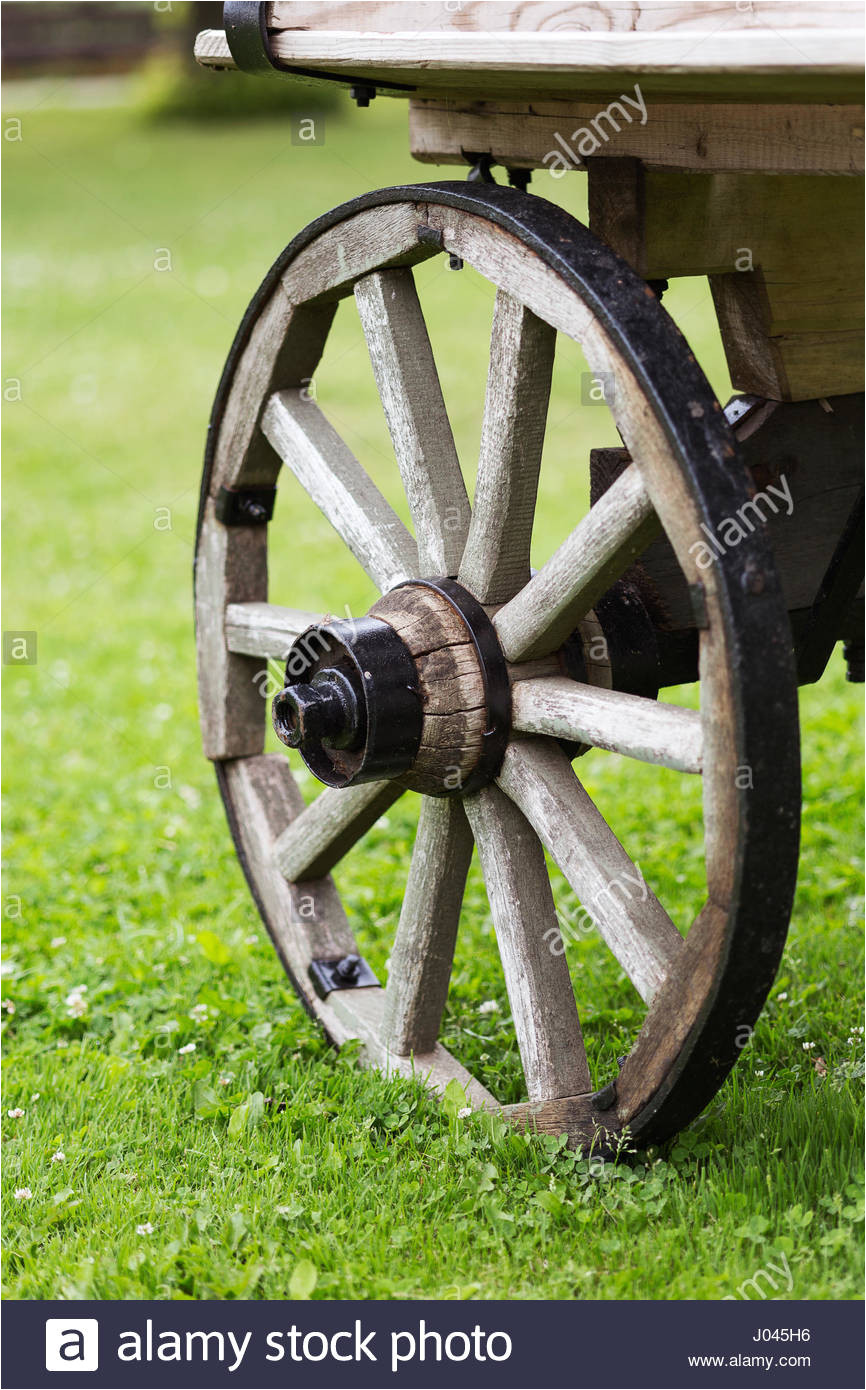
top-left (194, 183), bottom-right (800, 1151)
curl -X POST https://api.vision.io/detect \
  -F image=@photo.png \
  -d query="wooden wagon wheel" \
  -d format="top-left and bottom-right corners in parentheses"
top-left (194, 183), bottom-right (800, 1152)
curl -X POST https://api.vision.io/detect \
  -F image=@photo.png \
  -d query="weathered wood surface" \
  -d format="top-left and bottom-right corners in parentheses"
top-left (493, 463), bottom-right (659, 662)
top-left (458, 292), bottom-right (556, 605)
top-left (225, 602), bottom-right (322, 659)
top-left (383, 797), bottom-right (474, 1055)
top-left (497, 740), bottom-right (683, 1003)
top-left (223, 754), bottom-right (356, 961)
top-left (262, 390), bottom-right (419, 593)
top-left (464, 784), bottom-right (592, 1102)
top-left (410, 97), bottom-right (865, 176)
top-left (196, 510), bottom-right (267, 760)
top-left (196, 293), bottom-right (335, 762)
top-left (589, 163), bottom-right (864, 400)
top-left (354, 267), bottom-right (470, 575)
top-left (195, 2), bottom-right (863, 101)
top-left (511, 677), bottom-right (703, 774)
top-left (371, 584), bottom-right (486, 796)
top-left (272, 779), bottom-right (403, 882)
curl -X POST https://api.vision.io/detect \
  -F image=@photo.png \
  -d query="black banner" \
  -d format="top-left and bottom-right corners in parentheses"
top-left (2, 1298), bottom-right (863, 1389)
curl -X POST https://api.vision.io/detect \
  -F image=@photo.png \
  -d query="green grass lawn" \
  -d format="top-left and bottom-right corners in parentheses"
top-left (2, 93), bottom-right (863, 1302)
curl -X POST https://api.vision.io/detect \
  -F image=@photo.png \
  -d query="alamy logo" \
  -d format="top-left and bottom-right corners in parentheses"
top-left (45, 1319), bottom-right (99, 1372)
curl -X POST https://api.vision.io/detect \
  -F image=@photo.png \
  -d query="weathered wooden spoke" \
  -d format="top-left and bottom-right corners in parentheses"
top-left (511, 677), bottom-right (703, 775)
top-left (272, 780), bottom-right (403, 882)
top-left (497, 740), bottom-right (683, 1004)
top-left (383, 797), bottom-right (474, 1055)
top-left (464, 785), bottom-right (591, 1101)
top-left (354, 267), bottom-right (470, 574)
top-left (195, 182), bottom-right (799, 1155)
top-left (458, 291), bottom-right (556, 604)
top-left (225, 602), bottom-right (324, 660)
top-left (494, 463), bottom-right (660, 663)
top-left (261, 389), bottom-right (418, 593)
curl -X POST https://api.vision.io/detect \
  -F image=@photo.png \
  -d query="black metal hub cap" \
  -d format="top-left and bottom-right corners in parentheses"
top-left (272, 615), bottom-right (423, 788)
top-left (272, 577), bottom-right (513, 793)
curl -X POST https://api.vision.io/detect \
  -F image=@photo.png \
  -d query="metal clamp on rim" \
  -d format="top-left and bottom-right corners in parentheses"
top-left (223, 2), bottom-right (280, 77)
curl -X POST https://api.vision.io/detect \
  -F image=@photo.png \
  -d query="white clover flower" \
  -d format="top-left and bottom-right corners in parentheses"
top-left (50, 937), bottom-right (66, 949)
top-left (756, 1070), bottom-right (765, 1076)
top-left (178, 1042), bottom-right (196, 1055)
top-left (776, 992), bottom-right (788, 1001)
top-left (14, 1187), bottom-right (32, 1200)
top-left (2, 999), bottom-right (15, 1015)
top-left (7, 1107), bottom-right (25, 1118)
top-left (802, 1041), bottom-right (816, 1050)
top-left (65, 986), bottom-right (88, 1018)
top-left (31, 1093), bottom-right (40, 1101)
top-left (457, 1106), bottom-right (472, 1119)
top-left (188, 1004), bottom-right (209, 1024)
top-left (218, 1074), bottom-right (233, 1086)
top-left (136, 1221), bottom-right (154, 1235)
top-left (478, 1000), bottom-right (499, 1015)
top-left (51, 1151), bottom-right (65, 1163)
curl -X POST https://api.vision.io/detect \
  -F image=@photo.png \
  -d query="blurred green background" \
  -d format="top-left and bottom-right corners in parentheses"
top-left (2, 4), bottom-right (862, 1301)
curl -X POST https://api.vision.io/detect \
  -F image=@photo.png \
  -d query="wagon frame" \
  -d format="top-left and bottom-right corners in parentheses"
top-left (192, 1), bottom-right (864, 1152)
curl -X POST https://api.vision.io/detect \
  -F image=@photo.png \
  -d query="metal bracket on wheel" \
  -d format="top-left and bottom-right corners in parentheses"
top-left (309, 955), bottom-right (379, 1000)
top-left (215, 484), bottom-right (276, 526)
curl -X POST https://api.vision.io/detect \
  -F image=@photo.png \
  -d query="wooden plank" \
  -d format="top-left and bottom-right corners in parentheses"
top-left (458, 292), bottom-right (556, 604)
top-left (196, 507), bottom-right (268, 760)
top-left (383, 797), bottom-right (474, 1054)
top-left (511, 677), bottom-right (703, 774)
top-left (268, 2), bottom-right (864, 39)
top-left (272, 780), bottom-right (404, 882)
top-left (410, 97), bottom-right (865, 176)
top-left (354, 268), bottom-right (470, 574)
top-left (196, 5), bottom-right (864, 101)
top-left (493, 463), bottom-right (659, 662)
top-left (464, 784), bottom-right (592, 1102)
top-left (589, 164), bottom-right (864, 401)
top-left (497, 740), bottom-right (683, 1003)
top-left (262, 390), bottom-right (419, 593)
top-left (225, 602), bottom-right (323, 659)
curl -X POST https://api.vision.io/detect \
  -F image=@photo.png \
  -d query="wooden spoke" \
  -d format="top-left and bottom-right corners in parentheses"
top-left (383, 797), bottom-right (474, 1055)
top-left (458, 291), bottom-right (556, 603)
top-left (225, 602), bottom-right (324, 660)
top-left (272, 780), bottom-right (403, 882)
top-left (497, 740), bottom-right (683, 1003)
top-left (493, 464), bottom-right (659, 662)
top-left (464, 785), bottom-right (591, 1102)
top-left (354, 268), bottom-right (470, 574)
top-left (511, 677), bottom-right (704, 775)
top-left (261, 389), bottom-right (419, 593)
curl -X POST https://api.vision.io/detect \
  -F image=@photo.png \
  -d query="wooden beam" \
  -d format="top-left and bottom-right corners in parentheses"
top-left (588, 163), bottom-right (864, 401)
top-left (410, 98), bottom-right (865, 176)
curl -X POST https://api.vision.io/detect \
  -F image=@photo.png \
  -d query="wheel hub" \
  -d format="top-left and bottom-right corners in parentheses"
top-left (272, 578), bottom-right (510, 796)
